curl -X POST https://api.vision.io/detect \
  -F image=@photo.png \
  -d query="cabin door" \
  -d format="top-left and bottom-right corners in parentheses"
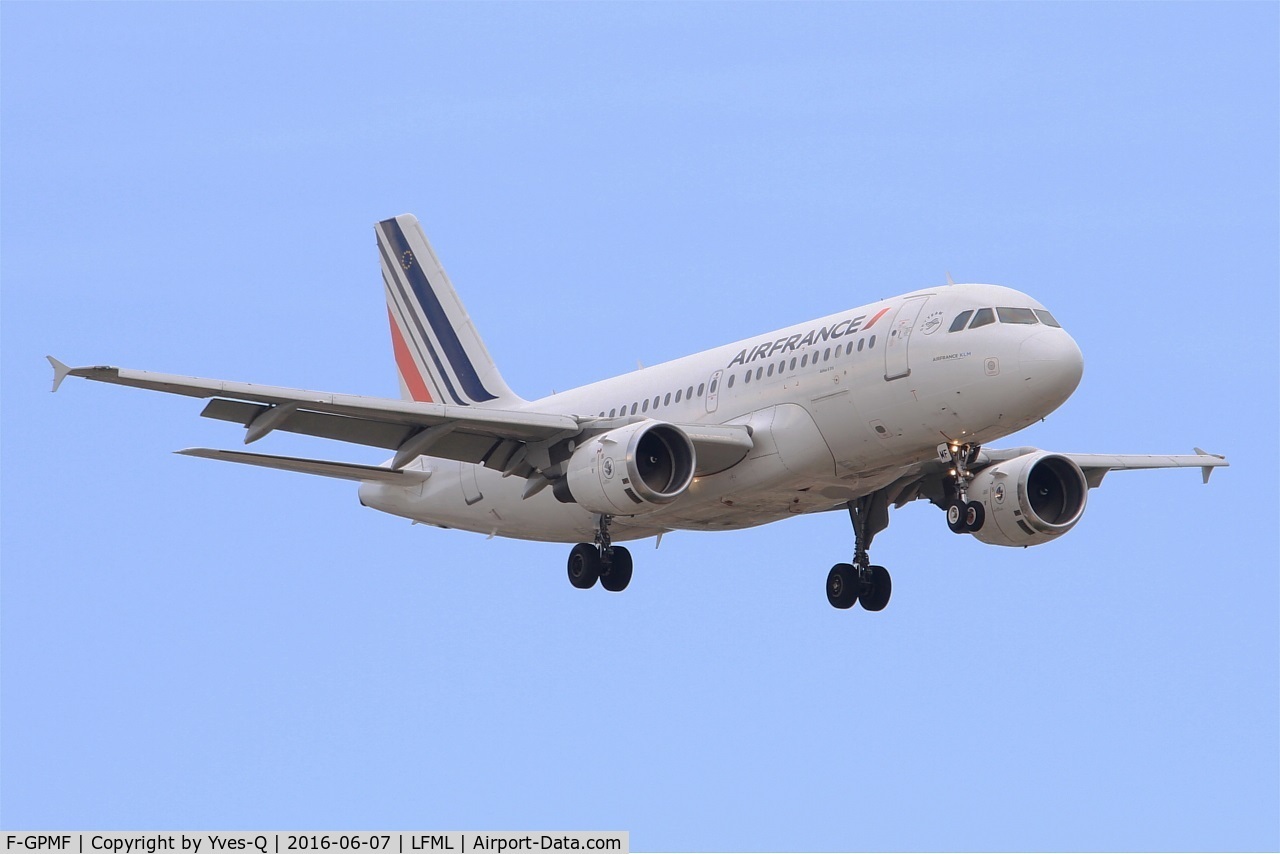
top-left (883, 296), bottom-right (929, 381)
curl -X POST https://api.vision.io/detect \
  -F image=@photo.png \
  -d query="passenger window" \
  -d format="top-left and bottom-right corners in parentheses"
top-left (845, 342), bottom-right (854, 355)
top-left (653, 395), bottom-right (660, 408)
top-left (709, 379), bottom-right (718, 393)
top-left (609, 408), bottom-right (616, 417)
top-left (755, 367), bottom-right (763, 380)
top-left (868, 335), bottom-right (876, 348)
top-left (800, 354), bottom-right (808, 367)
top-left (789, 358), bottom-right (797, 371)
top-left (687, 386), bottom-right (694, 399)
top-left (1034, 309), bottom-right (1061, 328)
top-left (743, 371), bottom-right (751, 384)
top-left (949, 310), bottom-right (974, 332)
top-left (997, 307), bottom-right (1038, 324)
top-left (727, 375), bottom-right (735, 389)
top-left (675, 389), bottom-right (682, 403)
top-left (664, 393), bottom-right (671, 406)
top-left (824, 347), bottom-right (831, 361)
top-left (969, 308), bottom-right (995, 329)
top-left (697, 383), bottom-right (705, 397)
top-left (642, 399), bottom-right (649, 413)
top-left (767, 364), bottom-right (775, 377)
top-left (630, 403), bottom-right (638, 415)
top-left (857, 339), bottom-right (864, 352)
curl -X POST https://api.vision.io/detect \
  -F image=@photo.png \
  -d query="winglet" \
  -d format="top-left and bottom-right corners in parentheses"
top-left (47, 356), bottom-right (72, 393)
top-left (1193, 447), bottom-right (1225, 484)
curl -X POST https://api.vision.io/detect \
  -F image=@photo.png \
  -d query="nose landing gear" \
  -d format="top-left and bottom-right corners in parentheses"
top-left (941, 441), bottom-right (986, 534)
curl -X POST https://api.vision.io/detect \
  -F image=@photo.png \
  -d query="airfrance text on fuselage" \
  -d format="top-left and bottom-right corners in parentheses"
top-left (725, 308), bottom-right (890, 369)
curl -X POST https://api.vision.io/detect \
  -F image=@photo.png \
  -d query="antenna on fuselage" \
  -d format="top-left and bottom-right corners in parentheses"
top-left (946, 272), bottom-right (956, 286)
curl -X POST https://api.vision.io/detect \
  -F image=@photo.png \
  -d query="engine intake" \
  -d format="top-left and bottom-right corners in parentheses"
top-left (969, 452), bottom-right (1088, 547)
top-left (562, 420), bottom-right (696, 516)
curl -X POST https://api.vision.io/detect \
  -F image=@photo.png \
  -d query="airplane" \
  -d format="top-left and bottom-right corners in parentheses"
top-left (48, 213), bottom-right (1228, 611)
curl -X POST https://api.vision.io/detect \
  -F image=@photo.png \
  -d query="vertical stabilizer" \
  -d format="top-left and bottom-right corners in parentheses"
top-left (376, 214), bottom-right (525, 406)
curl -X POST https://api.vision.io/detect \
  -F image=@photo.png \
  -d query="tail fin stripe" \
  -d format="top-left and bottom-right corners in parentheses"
top-left (379, 241), bottom-right (468, 405)
top-left (386, 307), bottom-right (433, 403)
top-left (383, 270), bottom-right (466, 405)
top-left (378, 219), bottom-right (499, 403)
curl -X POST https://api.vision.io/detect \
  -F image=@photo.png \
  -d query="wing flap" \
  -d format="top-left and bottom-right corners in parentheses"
top-left (199, 399), bottom-right (512, 464)
top-left (201, 399), bottom-right (416, 450)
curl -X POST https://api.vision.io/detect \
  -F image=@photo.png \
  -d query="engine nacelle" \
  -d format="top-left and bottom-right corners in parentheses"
top-left (562, 420), bottom-right (696, 516)
top-left (969, 452), bottom-right (1089, 547)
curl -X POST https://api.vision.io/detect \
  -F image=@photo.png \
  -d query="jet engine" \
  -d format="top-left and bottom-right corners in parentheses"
top-left (968, 452), bottom-right (1089, 547)
top-left (560, 420), bottom-right (696, 516)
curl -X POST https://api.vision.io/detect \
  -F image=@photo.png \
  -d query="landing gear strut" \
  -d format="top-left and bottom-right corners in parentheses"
top-left (567, 514), bottom-right (632, 592)
top-left (941, 441), bottom-right (985, 534)
top-left (827, 492), bottom-right (893, 612)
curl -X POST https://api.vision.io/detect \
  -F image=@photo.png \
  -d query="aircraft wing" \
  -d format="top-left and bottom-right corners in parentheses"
top-left (1061, 451), bottom-right (1229, 485)
top-left (833, 444), bottom-right (1228, 551)
top-left (976, 446), bottom-right (1229, 486)
top-left (48, 358), bottom-right (753, 478)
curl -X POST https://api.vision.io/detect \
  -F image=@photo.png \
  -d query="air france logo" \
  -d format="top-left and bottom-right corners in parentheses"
top-left (725, 306), bottom-right (892, 368)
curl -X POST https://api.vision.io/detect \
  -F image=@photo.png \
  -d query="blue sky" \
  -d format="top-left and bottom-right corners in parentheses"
top-left (3, 3), bottom-right (1277, 850)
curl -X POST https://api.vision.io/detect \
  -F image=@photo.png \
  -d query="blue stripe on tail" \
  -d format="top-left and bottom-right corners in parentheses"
top-left (378, 218), bottom-right (498, 404)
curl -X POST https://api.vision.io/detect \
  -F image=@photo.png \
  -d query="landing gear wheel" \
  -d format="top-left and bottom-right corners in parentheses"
top-left (859, 565), bottom-right (892, 612)
top-left (826, 563), bottom-right (859, 609)
top-left (600, 546), bottom-right (633, 592)
top-left (567, 543), bottom-right (601, 589)
top-left (946, 499), bottom-right (968, 534)
top-left (964, 501), bottom-right (985, 533)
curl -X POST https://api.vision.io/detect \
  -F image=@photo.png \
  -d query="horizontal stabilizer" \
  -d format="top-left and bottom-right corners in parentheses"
top-left (176, 448), bottom-right (432, 484)
top-left (47, 355), bottom-right (72, 392)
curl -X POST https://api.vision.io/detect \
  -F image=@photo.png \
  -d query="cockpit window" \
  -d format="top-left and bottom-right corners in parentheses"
top-left (969, 307), bottom-right (996, 329)
top-left (997, 307), bottom-right (1038, 324)
top-left (1034, 309), bottom-right (1061, 328)
top-left (948, 310), bottom-right (974, 332)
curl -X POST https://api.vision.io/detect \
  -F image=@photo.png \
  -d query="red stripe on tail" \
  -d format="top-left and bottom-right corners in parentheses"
top-left (387, 308), bottom-right (433, 402)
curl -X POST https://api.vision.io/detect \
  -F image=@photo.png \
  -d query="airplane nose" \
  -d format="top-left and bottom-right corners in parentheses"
top-left (1020, 330), bottom-right (1084, 401)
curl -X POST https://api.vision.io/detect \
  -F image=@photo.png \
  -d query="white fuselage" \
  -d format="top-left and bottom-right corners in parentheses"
top-left (358, 283), bottom-right (1084, 542)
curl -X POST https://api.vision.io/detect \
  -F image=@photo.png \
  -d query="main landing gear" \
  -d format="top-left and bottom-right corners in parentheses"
top-left (567, 514), bottom-right (632, 593)
top-left (942, 441), bottom-right (985, 535)
top-left (827, 492), bottom-right (893, 612)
